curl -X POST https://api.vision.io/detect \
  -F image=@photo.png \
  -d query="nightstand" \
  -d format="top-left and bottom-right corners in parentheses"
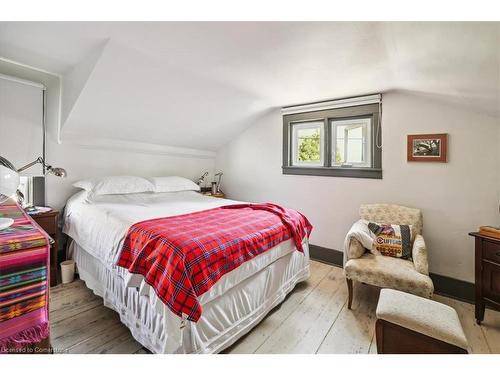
top-left (31, 210), bottom-right (59, 287)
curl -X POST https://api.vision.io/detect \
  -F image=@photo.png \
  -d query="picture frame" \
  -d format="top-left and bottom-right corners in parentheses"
top-left (407, 133), bottom-right (448, 162)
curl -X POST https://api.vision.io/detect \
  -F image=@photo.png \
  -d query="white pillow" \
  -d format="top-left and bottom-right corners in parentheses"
top-left (148, 176), bottom-right (200, 193)
top-left (73, 176), bottom-right (154, 196)
top-left (72, 179), bottom-right (94, 192)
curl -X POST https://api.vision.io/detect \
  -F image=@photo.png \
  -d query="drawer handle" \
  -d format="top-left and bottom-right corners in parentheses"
top-left (497, 251), bottom-right (500, 257)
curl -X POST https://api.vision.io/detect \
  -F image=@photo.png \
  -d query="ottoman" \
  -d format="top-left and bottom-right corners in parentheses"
top-left (375, 289), bottom-right (469, 354)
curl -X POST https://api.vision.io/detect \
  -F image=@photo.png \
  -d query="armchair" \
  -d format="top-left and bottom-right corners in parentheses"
top-left (344, 204), bottom-right (434, 309)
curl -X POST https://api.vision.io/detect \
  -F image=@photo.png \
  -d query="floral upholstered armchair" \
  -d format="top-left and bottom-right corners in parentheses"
top-left (344, 204), bottom-right (434, 309)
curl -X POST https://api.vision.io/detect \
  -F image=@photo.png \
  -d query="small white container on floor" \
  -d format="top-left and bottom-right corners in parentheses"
top-left (60, 260), bottom-right (75, 284)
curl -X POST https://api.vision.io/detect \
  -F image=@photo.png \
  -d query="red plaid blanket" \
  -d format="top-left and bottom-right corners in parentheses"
top-left (117, 203), bottom-right (312, 322)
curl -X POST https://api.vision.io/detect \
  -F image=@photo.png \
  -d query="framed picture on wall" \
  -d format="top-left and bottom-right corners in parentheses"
top-left (407, 133), bottom-right (448, 162)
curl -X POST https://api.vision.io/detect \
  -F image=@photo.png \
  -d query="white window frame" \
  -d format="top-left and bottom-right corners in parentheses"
top-left (291, 121), bottom-right (324, 167)
top-left (331, 118), bottom-right (372, 168)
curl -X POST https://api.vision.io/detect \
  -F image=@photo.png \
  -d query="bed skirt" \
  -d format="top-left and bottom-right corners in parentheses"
top-left (69, 241), bottom-right (310, 353)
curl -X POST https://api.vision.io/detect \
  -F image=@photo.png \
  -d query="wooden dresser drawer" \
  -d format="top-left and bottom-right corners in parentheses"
top-left (482, 260), bottom-right (500, 302)
top-left (483, 240), bottom-right (500, 265)
top-left (34, 215), bottom-right (57, 235)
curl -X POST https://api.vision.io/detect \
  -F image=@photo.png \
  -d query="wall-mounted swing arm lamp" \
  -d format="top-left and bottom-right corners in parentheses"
top-left (17, 156), bottom-right (67, 177)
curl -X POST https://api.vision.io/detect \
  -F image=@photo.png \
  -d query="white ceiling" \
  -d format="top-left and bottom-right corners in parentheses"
top-left (0, 22), bottom-right (498, 151)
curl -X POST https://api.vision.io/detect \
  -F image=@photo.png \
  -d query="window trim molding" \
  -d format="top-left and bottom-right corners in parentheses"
top-left (282, 166), bottom-right (383, 179)
top-left (290, 121), bottom-right (324, 167)
top-left (282, 102), bottom-right (382, 179)
top-left (331, 116), bottom-right (372, 168)
top-left (281, 94), bottom-right (381, 115)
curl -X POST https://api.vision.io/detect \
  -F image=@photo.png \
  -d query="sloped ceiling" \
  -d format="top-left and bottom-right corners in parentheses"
top-left (0, 22), bottom-right (498, 152)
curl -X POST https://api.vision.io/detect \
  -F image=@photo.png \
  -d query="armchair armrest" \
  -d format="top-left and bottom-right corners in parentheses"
top-left (412, 234), bottom-right (429, 275)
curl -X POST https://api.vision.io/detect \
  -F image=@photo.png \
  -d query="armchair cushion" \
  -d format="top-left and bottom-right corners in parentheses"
top-left (412, 234), bottom-right (429, 275)
top-left (345, 253), bottom-right (434, 298)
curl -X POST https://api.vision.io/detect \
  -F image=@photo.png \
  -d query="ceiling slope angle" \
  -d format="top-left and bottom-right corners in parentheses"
top-left (60, 38), bottom-right (266, 154)
top-left (61, 39), bottom-right (109, 127)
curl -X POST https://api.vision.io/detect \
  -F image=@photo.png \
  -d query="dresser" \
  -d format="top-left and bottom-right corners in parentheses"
top-left (469, 232), bottom-right (500, 324)
top-left (0, 202), bottom-right (51, 353)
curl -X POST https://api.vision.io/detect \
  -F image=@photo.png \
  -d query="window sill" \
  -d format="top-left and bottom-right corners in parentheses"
top-left (282, 166), bottom-right (382, 179)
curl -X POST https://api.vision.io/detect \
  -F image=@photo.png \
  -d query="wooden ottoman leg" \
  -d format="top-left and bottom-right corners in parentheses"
top-left (346, 278), bottom-right (353, 309)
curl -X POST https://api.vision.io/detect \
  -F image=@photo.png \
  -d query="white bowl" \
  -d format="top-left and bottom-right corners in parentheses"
top-left (0, 218), bottom-right (14, 230)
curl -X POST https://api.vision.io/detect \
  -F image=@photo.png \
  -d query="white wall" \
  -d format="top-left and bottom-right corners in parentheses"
top-left (0, 78), bottom-right (44, 175)
top-left (215, 91), bottom-right (500, 282)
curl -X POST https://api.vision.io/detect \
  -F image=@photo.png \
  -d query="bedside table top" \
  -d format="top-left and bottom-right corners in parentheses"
top-left (28, 209), bottom-right (59, 218)
top-left (201, 192), bottom-right (226, 198)
top-left (469, 232), bottom-right (500, 243)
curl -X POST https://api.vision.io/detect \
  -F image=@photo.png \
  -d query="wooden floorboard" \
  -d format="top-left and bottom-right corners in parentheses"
top-left (316, 283), bottom-right (378, 354)
top-left (49, 260), bottom-right (500, 354)
top-left (225, 261), bottom-right (331, 354)
top-left (254, 267), bottom-right (346, 354)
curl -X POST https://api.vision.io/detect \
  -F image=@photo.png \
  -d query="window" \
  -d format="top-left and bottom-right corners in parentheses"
top-left (291, 121), bottom-right (324, 166)
top-left (332, 118), bottom-right (371, 168)
top-left (282, 95), bottom-right (382, 179)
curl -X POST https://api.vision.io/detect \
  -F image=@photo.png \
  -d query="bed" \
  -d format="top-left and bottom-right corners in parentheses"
top-left (63, 188), bottom-right (311, 353)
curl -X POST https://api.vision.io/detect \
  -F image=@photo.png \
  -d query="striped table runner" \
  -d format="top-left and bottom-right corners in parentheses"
top-left (0, 202), bottom-right (50, 352)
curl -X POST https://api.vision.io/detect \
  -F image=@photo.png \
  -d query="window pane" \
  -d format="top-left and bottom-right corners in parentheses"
top-left (291, 122), bottom-right (323, 166)
top-left (347, 126), bottom-right (363, 163)
top-left (335, 139), bottom-right (344, 163)
top-left (331, 118), bottom-right (371, 167)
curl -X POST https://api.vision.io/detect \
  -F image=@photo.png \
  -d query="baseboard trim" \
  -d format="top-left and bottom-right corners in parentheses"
top-left (308, 244), bottom-right (475, 304)
top-left (428, 273), bottom-right (475, 303)
top-left (309, 244), bottom-right (344, 268)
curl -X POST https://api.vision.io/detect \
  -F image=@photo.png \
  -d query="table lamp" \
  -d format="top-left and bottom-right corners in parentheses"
top-left (0, 155), bottom-right (66, 229)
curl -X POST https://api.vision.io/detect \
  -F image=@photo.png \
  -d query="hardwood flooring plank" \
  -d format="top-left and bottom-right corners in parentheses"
top-left (225, 261), bottom-right (331, 353)
top-left (316, 283), bottom-right (379, 354)
top-left (90, 330), bottom-right (143, 354)
top-left (480, 308), bottom-right (500, 353)
top-left (51, 305), bottom-right (121, 349)
top-left (50, 279), bottom-right (85, 295)
top-left (368, 331), bottom-right (377, 354)
top-left (255, 266), bottom-right (346, 354)
top-left (50, 293), bottom-right (102, 324)
top-left (66, 321), bottom-right (131, 354)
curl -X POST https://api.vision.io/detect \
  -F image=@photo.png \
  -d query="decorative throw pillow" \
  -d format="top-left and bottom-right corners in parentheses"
top-left (368, 222), bottom-right (413, 259)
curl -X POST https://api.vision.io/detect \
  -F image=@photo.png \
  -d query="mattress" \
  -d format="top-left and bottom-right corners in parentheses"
top-left (63, 190), bottom-right (310, 353)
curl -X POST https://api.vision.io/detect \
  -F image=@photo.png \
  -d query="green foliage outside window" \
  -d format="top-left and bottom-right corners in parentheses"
top-left (335, 150), bottom-right (343, 163)
top-left (298, 130), bottom-right (320, 161)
